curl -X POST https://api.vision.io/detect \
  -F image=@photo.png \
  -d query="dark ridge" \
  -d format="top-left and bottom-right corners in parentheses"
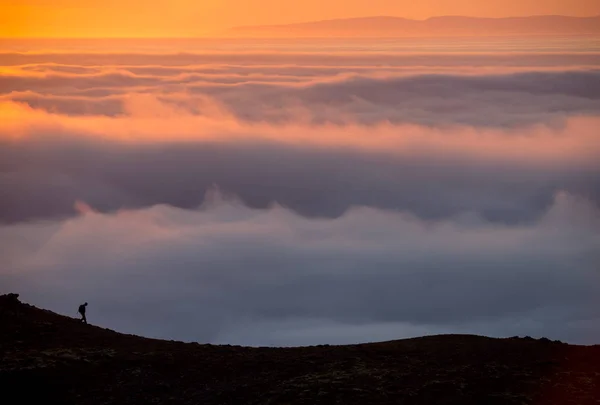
top-left (2, 293), bottom-right (600, 404)
top-left (227, 15), bottom-right (600, 37)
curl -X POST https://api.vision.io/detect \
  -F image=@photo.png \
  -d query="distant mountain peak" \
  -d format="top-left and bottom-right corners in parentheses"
top-left (225, 15), bottom-right (600, 38)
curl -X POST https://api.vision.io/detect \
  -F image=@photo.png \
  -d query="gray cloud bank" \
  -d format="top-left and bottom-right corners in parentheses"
top-left (3, 65), bottom-right (600, 127)
top-left (2, 191), bottom-right (599, 345)
top-left (1, 133), bottom-right (599, 225)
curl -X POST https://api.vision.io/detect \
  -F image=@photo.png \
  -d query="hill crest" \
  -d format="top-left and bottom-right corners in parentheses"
top-left (2, 293), bottom-right (600, 405)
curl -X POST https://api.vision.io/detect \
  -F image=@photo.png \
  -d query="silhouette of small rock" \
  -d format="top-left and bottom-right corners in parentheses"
top-left (0, 293), bottom-right (22, 313)
top-left (1, 293), bottom-right (20, 302)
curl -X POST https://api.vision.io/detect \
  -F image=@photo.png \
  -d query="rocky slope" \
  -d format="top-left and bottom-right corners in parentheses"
top-left (2, 293), bottom-right (600, 404)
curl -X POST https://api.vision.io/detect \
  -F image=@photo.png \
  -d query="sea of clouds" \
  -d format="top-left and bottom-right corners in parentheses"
top-left (1, 42), bottom-right (599, 345)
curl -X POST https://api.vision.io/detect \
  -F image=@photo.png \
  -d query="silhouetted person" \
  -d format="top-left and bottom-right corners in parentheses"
top-left (78, 302), bottom-right (88, 324)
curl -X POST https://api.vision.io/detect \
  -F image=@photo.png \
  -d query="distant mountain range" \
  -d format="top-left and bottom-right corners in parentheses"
top-left (226, 15), bottom-right (600, 38)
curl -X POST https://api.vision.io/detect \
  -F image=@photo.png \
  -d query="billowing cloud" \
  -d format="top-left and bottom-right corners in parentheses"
top-left (2, 43), bottom-right (599, 346)
top-left (1, 105), bottom-right (599, 225)
top-left (2, 64), bottom-right (600, 127)
top-left (2, 190), bottom-right (599, 345)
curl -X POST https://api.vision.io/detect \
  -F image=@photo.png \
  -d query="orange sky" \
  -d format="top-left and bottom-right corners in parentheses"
top-left (1, 0), bottom-right (600, 38)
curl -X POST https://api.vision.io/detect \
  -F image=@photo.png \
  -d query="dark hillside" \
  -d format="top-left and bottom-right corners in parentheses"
top-left (2, 293), bottom-right (599, 404)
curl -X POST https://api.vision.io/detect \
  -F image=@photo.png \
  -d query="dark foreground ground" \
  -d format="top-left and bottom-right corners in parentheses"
top-left (2, 293), bottom-right (600, 405)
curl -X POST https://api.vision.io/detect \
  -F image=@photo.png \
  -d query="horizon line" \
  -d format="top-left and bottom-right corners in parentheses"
top-left (231, 13), bottom-right (600, 28)
top-left (3, 14), bottom-right (600, 40)
top-left (3, 34), bottom-right (600, 40)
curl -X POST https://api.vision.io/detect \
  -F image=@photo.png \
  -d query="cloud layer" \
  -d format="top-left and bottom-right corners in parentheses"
top-left (2, 42), bottom-right (600, 345)
top-left (2, 57), bottom-right (600, 127)
top-left (1, 101), bottom-right (599, 225)
top-left (2, 190), bottom-right (599, 345)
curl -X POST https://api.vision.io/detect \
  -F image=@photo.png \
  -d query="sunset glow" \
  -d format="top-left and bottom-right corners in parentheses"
top-left (2, 0), bottom-right (600, 38)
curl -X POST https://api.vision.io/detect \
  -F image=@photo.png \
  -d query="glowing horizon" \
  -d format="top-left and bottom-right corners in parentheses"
top-left (2, 0), bottom-right (600, 38)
